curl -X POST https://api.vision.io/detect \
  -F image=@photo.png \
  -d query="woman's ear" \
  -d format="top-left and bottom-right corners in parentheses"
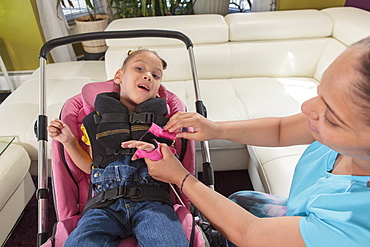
top-left (114, 69), bottom-right (123, 84)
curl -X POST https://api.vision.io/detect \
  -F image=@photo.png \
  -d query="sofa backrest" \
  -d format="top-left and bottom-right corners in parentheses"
top-left (104, 14), bottom-right (229, 82)
top-left (104, 7), bottom-right (370, 86)
top-left (225, 9), bottom-right (339, 80)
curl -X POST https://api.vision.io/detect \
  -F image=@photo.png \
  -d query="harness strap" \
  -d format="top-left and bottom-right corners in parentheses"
top-left (94, 112), bottom-right (129, 124)
top-left (82, 184), bottom-right (172, 215)
top-left (130, 112), bottom-right (168, 126)
top-left (104, 147), bottom-right (136, 156)
top-left (94, 112), bottom-right (168, 126)
top-left (92, 148), bottom-right (135, 168)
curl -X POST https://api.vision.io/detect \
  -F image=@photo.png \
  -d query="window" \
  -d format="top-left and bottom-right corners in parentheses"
top-left (61, 0), bottom-right (103, 21)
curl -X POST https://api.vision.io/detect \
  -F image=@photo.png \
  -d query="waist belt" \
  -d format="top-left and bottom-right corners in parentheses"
top-left (83, 183), bottom-right (172, 215)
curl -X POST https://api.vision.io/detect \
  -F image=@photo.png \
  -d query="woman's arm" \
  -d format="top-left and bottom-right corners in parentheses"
top-left (48, 119), bottom-right (92, 174)
top-left (165, 112), bottom-right (315, 147)
top-left (146, 145), bottom-right (305, 247)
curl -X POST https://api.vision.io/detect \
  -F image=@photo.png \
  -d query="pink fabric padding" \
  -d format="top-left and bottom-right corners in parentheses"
top-left (146, 122), bottom-right (177, 140)
top-left (135, 123), bottom-right (177, 161)
top-left (81, 79), bottom-right (119, 115)
top-left (52, 94), bottom-right (91, 219)
top-left (174, 204), bottom-right (207, 246)
top-left (41, 216), bottom-right (80, 247)
top-left (135, 146), bottom-right (163, 161)
top-left (175, 204), bottom-right (195, 242)
top-left (49, 80), bottom-right (201, 246)
top-left (135, 142), bottom-right (177, 161)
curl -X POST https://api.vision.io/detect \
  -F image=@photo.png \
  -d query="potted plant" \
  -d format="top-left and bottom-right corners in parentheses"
top-left (109, 0), bottom-right (193, 19)
top-left (58, 0), bottom-right (110, 59)
top-left (192, 0), bottom-right (230, 15)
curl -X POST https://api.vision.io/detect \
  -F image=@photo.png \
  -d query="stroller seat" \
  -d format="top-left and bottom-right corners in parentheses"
top-left (42, 80), bottom-right (207, 246)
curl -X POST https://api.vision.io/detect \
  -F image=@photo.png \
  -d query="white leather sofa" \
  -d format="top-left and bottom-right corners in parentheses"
top-left (0, 143), bottom-right (34, 245)
top-left (0, 8), bottom-right (369, 237)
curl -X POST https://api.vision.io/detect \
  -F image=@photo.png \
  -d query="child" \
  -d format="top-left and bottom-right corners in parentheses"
top-left (145, 36), bottom-right (370, 246)
top-left (48, 49), bottom-right (188, 246)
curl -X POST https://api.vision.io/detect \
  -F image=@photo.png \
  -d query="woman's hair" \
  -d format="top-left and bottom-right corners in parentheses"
top-left (121, 49), bottom-right (167, 70)
top-left (349, 36), bottom-right (370, 124)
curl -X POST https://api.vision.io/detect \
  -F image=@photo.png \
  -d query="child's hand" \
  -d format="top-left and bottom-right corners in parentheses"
top-left (146, 143), bottom-right (188, 185)
top-left (121, 140), bottom-right (156, 161)
top-left (47, 119), bottom-right (75, 145)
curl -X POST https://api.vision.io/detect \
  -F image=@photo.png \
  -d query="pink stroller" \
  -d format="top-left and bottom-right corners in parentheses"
top-left (35, 30), bottom-right (214, 247)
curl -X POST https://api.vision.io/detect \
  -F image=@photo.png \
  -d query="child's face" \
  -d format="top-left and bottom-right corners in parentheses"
top-left (301, 47), bottom-right (370, 160)
top-left (114, 51), bottom-right (163, 112)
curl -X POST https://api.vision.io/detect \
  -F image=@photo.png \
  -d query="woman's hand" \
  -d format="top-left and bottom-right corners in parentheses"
top-left (164, 112), bottom-right (220, 141)
top-left (145, 143), bottom-right (189, 186)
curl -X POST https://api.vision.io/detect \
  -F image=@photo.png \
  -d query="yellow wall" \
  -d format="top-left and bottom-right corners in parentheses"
top-left (277, 0), bottom-right (346, 10)
top-left (0, 0), bottom-right (45, 71)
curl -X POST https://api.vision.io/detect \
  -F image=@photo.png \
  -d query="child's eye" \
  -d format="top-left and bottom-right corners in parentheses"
top-left (135, 67), bottom-right (143, 72)
top-left (153, 74), bottom-right (161, 79)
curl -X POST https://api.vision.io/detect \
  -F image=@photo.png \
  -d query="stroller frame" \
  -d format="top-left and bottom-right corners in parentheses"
top-left (35, 30), bottom-right (214, 246)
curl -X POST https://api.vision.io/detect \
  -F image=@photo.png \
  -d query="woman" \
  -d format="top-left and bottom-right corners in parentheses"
top-left (143, 36), bottom-right (370, 246)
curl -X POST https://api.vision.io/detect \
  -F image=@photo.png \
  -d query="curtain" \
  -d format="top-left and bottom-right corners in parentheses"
top-left (251, 0), bottom-right (276, 11)
top-left (36, 0), bottom-right (77, 62)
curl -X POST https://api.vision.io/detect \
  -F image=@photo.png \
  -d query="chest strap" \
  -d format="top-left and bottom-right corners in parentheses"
top-left (83, 184), bottom-right (172, 215)
top-left (104, 147), bottom-right (135, 156)
top-left (94, 111), bottom-right (168, 126)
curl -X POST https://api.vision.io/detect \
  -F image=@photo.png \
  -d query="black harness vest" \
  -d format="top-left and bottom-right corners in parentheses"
top-left (82, 92), bottom-right (170, 169)
top-left (82, 92), bottom-right (174, 213)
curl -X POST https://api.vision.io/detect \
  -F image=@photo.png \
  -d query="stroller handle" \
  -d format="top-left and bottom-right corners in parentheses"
top-left (39, 30), bottom-right (193, 59)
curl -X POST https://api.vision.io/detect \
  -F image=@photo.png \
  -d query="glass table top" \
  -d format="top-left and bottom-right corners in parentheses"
top-left (0, 136), bottom-right (15, 155)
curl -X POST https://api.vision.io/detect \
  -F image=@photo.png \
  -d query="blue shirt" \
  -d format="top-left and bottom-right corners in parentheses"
top-left (286, 141), bottom-right (370, 247)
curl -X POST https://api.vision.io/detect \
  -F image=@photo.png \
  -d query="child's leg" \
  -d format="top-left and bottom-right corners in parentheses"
top-left (65, 200), bottom-right (132, 247)
top-left (131, 201), bottom-right (188, 247)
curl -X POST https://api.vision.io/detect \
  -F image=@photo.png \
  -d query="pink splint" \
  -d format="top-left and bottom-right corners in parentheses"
top-left (135, 123), bottom-right (177, 161)
top-left (41, 80), bottom-right (207, 246)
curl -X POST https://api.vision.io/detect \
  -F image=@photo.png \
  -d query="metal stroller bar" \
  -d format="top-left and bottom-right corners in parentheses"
top-left (36, 29), bottom-right (213, 246)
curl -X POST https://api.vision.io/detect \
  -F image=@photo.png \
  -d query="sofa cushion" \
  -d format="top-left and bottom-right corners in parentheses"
top-left (105, 14), bottom-right (228, 47)
top-left (105, 14), bottom-right (229, 80)
top-left (225, 9), bottom-right (333, 41)
top-left (322, 7), bottom-right (370, 46)
top-left (0, 144), bottom-right (31, 210)
top-left (248, 145), bottom-right (308, 197)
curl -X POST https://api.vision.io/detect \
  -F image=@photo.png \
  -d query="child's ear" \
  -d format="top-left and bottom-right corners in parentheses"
top-left (114, 69), bottom-right (123, 84)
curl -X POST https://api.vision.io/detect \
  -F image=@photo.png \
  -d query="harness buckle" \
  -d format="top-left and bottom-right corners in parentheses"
top-left (111, 186), bottom-right (127, 200)
top-left (130, 112), bottom-right (154, 124)
top-left (129, 186), bottom-right (144, 200)
top-left (100, 186), bottom-right (127, 202)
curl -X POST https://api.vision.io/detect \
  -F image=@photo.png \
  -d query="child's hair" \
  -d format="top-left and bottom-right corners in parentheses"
top-left (122, 49), bottom-right (167, 70)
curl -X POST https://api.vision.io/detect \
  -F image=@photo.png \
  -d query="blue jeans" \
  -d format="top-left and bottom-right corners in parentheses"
top-left (65, 155), bottom-right (188, 247)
